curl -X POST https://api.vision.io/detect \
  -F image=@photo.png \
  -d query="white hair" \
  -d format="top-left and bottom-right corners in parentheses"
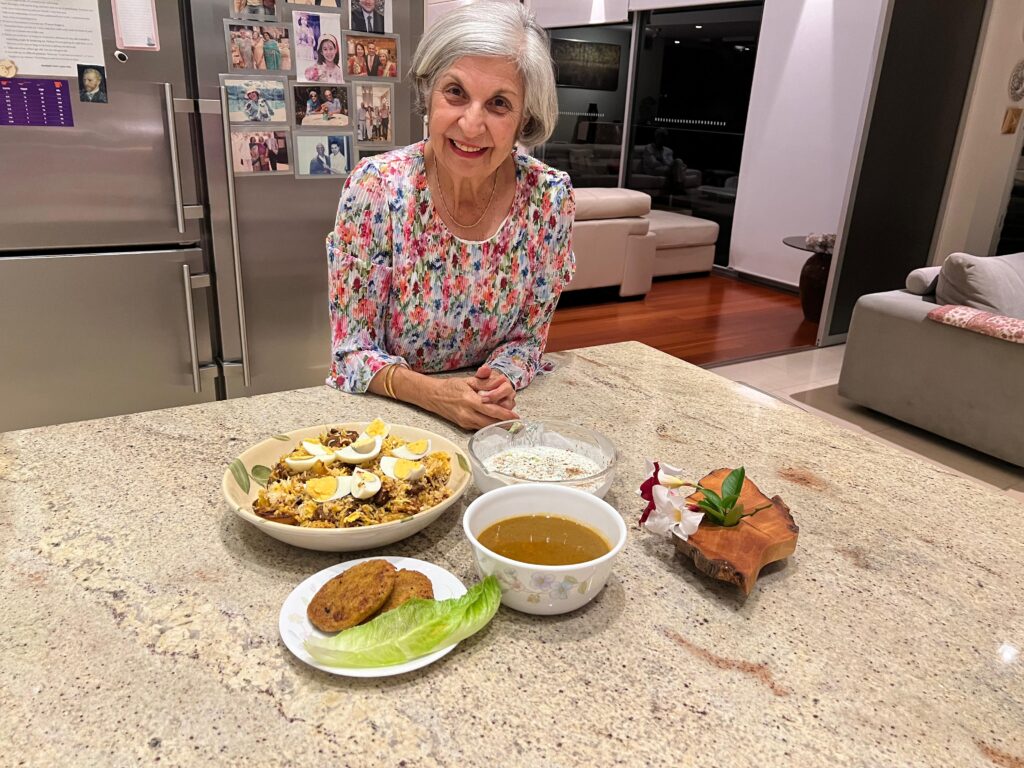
top-left (410, 0), bottom-right (558, 147)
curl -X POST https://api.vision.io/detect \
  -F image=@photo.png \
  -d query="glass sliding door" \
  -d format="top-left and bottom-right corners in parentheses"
top-left (626, 3), bottom-right (763, 264)
top-left (535, 23), bottom-right (633, 188)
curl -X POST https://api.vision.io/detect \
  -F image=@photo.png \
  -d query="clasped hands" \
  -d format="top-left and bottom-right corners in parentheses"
top-left (428, 364), bottom-right (518, 430)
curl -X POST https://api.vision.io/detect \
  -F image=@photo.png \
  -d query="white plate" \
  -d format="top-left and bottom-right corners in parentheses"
top-left (279, 556), bottom-right (467, 677)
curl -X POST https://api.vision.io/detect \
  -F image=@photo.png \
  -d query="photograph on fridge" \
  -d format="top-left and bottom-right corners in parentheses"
top-left (221, 75), bottom-right (288, 124)
top-left (348, 0), bottom-right (392, 34)
top-left (224, 21), bottom-right (292, 73)
top-left (230, 0), bottom-right (278, 19)
top-left (343, 32), bottom-right (399, 80)
top-left (230, 129), bottom-right (292, 175)
top-left (284, 0), bottom-right (340, 7)
top-left (353, 83), bottom-right (393, 143)
top-left (294, 133), bottom-right (353, 178)
top-left (292, 82), bottom-right (350, 127)
top-left (294, 12), bottom-right (344, 83)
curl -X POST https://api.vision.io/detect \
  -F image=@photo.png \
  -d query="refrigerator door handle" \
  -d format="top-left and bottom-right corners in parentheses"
top-left (218, 86), bottom-right (252, 387)
top-left (163, 82), bottom-right (187, 234)
top-left (182, 263), bottom-right (202, 394)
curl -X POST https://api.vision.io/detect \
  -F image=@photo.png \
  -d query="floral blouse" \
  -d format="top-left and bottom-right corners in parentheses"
top-left (326, 141), bottom-right (575, 394)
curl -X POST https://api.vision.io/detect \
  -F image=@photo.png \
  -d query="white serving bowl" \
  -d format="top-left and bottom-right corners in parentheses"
top-left (463, 484), bottom-right (627, 615)
top-left (222, 422), bottom-right (471, 552)
top-left (468, 420), bottom-right (618, 499)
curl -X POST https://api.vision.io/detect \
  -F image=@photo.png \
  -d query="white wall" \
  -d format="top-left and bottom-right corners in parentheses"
top-left (424, 0), bottom-right (477, 29)
top-left (931, 0), bottom-right (1024, 263)
top-left (729, 0), bottom-right (889, 286)
top-left (529, 0), bottom-right (628, 27)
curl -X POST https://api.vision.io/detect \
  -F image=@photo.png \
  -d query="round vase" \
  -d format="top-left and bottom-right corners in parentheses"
top-left (799, 252), bottom-right (831, 323)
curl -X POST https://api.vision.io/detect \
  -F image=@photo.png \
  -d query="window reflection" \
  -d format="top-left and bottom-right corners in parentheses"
top-left (626, 3), bottom-right (763, 263)
top-left (535, 23), bottom-right (632, 188)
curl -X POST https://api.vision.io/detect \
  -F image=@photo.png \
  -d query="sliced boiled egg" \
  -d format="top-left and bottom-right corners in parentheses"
top-left (334, 435), bottom-right (382, 464)
top-left (305, 475), bottom-right (351, 502)
top-left (362, 418), bottom-right (390, 439)
top-left (391, 438), bottom-right (431, 461)
top-left (301, 439), bottom-right (333, 456)
top-left (284, 452), bottom-right (322, 472)
top-left (379, 456), bottom-right (426, 482)
top-left (350, 468), bottom-right (381, 499)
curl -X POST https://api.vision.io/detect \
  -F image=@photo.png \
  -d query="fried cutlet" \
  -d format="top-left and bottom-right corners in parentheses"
top-left (379, 569), bottom-right (434, 614)
top-left (307, 559), bottom-right (397, 632)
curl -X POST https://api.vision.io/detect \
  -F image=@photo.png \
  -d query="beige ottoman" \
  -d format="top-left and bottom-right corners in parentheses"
top-left (645, 209), bottom-right (718, 276)
top-left (570, 188), bottom-right (657, 297)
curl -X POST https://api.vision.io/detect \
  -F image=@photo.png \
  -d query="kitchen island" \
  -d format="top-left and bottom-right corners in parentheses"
top-left (1, 342), bottom-right (1021, 767)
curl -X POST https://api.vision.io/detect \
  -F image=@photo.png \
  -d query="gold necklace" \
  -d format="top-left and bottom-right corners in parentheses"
top-left (431, 152), bottom-right (499, 230)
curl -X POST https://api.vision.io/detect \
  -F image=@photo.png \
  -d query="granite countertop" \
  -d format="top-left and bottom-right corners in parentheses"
top-left (1, 342), bottom-right (1021, 767)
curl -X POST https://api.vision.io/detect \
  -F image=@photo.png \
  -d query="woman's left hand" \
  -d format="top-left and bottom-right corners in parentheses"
top-left (470, 364), bottom-right (517, 411)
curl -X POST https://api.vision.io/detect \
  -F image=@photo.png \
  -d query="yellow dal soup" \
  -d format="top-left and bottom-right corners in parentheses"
top-left (477, 514), bottom-right (610, 566)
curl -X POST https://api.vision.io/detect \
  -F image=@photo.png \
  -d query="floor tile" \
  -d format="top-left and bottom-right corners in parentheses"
top-left (769, 345), bottom-right (846, 383)
top-left (707, 360), bottom-right (802, 391)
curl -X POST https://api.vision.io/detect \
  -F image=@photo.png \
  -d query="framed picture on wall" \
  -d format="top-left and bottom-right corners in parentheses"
top-left (550, 38), bottom-right (620, 91)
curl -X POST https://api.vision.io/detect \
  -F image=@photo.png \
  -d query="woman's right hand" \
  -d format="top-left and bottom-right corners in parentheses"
top-left (421, 376), bottom-right (519, 430)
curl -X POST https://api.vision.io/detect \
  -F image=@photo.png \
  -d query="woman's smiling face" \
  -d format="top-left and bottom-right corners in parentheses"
top-left (428, 56), bottom-right (523, 183)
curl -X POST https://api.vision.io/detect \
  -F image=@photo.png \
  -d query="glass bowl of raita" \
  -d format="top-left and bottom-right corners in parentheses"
top-left (467, 420), bottom-right (617, 498)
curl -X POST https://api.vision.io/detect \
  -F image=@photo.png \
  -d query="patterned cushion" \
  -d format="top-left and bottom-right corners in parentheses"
top-left (927, 305), bottom-right (1024, 343)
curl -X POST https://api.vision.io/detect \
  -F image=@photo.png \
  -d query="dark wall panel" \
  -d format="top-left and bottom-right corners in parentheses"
top-left (827, 0), bottom-right (987, 336)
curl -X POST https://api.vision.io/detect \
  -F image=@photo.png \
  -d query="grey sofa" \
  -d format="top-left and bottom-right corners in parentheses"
top-left (838, 252), bottom-right (1024, 467)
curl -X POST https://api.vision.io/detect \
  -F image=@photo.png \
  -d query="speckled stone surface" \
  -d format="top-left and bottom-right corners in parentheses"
top-left (1, 342), bottom-right (1022, 767)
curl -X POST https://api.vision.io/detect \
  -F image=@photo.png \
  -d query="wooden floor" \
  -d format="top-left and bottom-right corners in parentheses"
top-left (547, 273), bottom-right (818, 367)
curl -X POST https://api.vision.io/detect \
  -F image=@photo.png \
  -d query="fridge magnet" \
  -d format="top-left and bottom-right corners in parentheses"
top-left (291, 82), bottom-right (350, 127)
top-left (1001, 107), bottom-right (1023, 136)
top-left (0, 60), bottom-right (17, 78)
top-left (231, 0), bottom-right (279, 21)
top-left (294, 132), bottom-right (353, 178)
top-left (294, 13), bottom-right (344, 84)
top-left (353, 82), bottom-right (393, 143)
top-left (348, 0), bottom-right (392, 35)
top-left (77, 64), bottom-right (108, 103)
top-left (0, 77), bottom-right (74, 127)
top-left (229, 128), bottom-right (292, 175)
top-left (342, 32), bottom-right (399, 81)
top-left (220, 74), bottom-right (287, 124)
top-left (284, 0), bottom-right (341, 8)
top-left (111, 0), bottom-right (161, 50)
top-left (1009, 59), bottom-right (1024, 102)
top-left (224, 21), bottom-right (292, 74)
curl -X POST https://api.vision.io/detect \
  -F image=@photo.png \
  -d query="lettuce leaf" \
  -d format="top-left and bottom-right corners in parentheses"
top-left (304, 576), bottom-right (501, 668)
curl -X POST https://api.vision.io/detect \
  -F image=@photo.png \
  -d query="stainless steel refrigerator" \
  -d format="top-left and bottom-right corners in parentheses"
top-left (0, 0), bottom-right (422, 433)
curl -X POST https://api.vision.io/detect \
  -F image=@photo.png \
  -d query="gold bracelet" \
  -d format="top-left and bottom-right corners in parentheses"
top-left (384, 364), bottom-right (398, 399)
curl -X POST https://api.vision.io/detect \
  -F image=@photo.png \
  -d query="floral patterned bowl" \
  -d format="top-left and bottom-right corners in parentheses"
top-left (462, 484), bottom-right (627, 615)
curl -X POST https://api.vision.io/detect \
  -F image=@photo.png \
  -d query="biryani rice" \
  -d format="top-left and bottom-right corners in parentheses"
top-left (252, 428), bottom-right (453, 527)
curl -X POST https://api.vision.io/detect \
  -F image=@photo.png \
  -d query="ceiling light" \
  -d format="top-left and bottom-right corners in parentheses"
top-left (674, 40), bottom-right (680, 44)
top-left (695, 25), bottom-right (703, 29)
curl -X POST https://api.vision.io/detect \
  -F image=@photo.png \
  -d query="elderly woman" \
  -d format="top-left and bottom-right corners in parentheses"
top-left (325, 1), bottom-right (573, 429)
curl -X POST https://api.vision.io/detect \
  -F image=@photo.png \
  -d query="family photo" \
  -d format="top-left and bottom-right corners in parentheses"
top-left (292, 83), bottom-right (349, 126)
top-left (226, 23), bottom-right (292, 72)
top-left (230, 129), bottom-right (291, 174)
top-left (294, 133), bottom-right (353, 177)
top-left (231, 0), bottom-right (277, 18)
top-left (222, 76), bottom-right (287, 123)
top-left (348, 0), bottom-right (392, 34)
top-left (294, 12), bottom-right (344, 83)
top-left (286, 0), bottom-right (339, 6)
top-left (343, 33), bottom-right (399, 79)
top-left (354, 84), bottom-right (392, 143)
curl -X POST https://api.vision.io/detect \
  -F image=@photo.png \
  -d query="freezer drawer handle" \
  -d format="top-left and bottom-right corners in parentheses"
top-left (182, 264), bottom-right (203, 394)
top-left (164, 83), bottom-right (187, 234)
top-left (219, 85), bottom-right (252, 387)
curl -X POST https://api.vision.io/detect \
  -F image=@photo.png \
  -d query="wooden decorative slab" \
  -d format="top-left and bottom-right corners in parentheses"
top-left (673, 468), bottom-right (798, 595)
